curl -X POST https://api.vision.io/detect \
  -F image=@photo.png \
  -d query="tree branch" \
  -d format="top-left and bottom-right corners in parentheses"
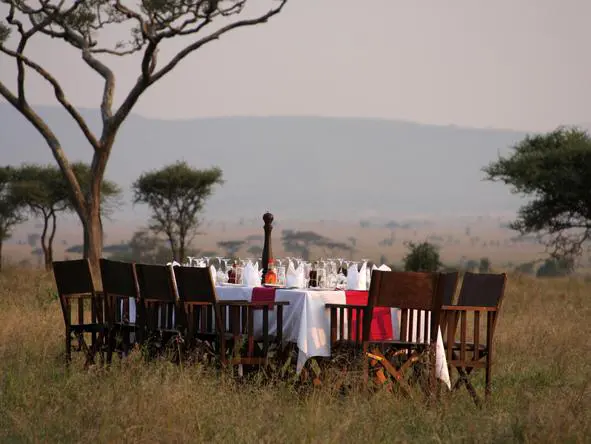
top-left (0, 45), bottom-right (100, 151)
top-left (0, 81), bottom-right (87, 215)
top-left (112, 0), bottom-right (288, 129)
top-left (150, 0), bottom-right (287, 85)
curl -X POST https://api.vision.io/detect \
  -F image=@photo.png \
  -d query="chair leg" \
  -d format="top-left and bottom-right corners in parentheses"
top-left (485, 358), bottom-right (492, 399)
top-left (65, 332), bottom-right (72, 365)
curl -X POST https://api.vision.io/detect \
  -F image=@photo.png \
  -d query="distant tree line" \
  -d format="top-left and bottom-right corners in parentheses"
top-left (0, 161), bottom-right (223, 270)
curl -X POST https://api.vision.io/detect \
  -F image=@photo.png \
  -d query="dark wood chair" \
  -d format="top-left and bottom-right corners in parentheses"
top-left (173, 265), bottom-right (289, 368)
top-left (134, 263), bottom-right (181, 350)
top-left (442, 271), bottom-right (460, 306)
top-left (327, 271), bottom-right (446, 395)
top-left (52, 259), bottom-right (107, 367)
top-left (99, 258), bottom-right (142, 361)
top-left (172, 265), bottom-right (223, 357)
top-left (440, 272), bottom-right (507, 406)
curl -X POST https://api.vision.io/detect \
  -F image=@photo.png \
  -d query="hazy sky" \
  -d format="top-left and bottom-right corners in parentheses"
top-left (1, 0), bottom-right (590, 132)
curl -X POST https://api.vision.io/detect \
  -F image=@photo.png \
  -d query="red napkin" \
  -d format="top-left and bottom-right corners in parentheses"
top-left (251, 287), bottom-right (276, 309)
top-left (345, 290), bottom-right (393, 341)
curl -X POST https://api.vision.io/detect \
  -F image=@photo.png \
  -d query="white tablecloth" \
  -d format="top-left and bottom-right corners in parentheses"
top-left (126, 286), bottom-right (451, 388)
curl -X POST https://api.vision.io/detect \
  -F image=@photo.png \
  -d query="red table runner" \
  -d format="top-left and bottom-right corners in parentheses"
top-left (251, 287), bottom-right (393, 340)
top-left (345, 290), bottom-right (393, 341)
top-left (251, 287), bottom-right (277, 308)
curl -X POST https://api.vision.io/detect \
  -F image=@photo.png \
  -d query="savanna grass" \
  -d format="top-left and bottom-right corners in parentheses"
top-left (0, 268), bottom-right (589, 443)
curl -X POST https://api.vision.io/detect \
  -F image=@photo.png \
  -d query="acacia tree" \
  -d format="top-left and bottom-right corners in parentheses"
top-left (11, 163), bottom-right (121, 270)
top-left (133, 161), bottom-right (223, 261)
top-left (402, 241), bottom-right (441, 272)
top-left (0, 0), bottom-right (288, 276)
top-left (0, 166), bottom-right (25, 271)
top-left (484, 127), bottom-right (591, 261)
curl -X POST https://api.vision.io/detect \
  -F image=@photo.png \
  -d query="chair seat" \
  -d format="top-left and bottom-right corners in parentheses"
top-left (69, 323), bottom-right (107, 334)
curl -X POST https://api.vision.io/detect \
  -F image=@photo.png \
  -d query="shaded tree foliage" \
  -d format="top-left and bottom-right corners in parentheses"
top-left (0, 166), bottom-right (25, 271)
top-left (11, 163), bottom-right (120, 269)
top-left (281, 230), bottom-right (352, 261)
top-left (0, 0), bottom-right (288, 277)
top-left (402, 241), bottom-right (441, 272)
top-left (133, 161), bottom-right (223, 261)
top-left (217, 240), bottom-right (245, 258)
top-left (484, 127), bottom-right (591, 260)
top-left (536, 257), bottom-right (574, 278)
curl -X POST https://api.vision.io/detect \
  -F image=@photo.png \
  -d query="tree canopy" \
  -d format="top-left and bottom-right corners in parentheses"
top-left (10, 163), bottom-right (121, 269)
top-left (402, 241), bottom-right (441, 272)
top-left (0, 166), bottom-right (25, 271)
top-left (483, 127), bottom-right (591, 260)
top-left (133, 161), bottom-right (223, 261)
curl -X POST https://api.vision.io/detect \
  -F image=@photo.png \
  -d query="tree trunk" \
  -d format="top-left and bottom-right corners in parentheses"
top-left (40, 211), bottom-right (51, 271)
top-left (0, 239), bottom-right (3, 272)
top-left (83, 197), bottom-right (103, 287)
top-left (166, 232), bottom-right (178, 262)
top-left (179, 239), bottom-right (186, 264)
top-left (46, 211), bottom-right (57, 271)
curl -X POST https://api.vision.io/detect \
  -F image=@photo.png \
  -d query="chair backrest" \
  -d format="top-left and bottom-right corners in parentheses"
top-left (173, 266), bottom-right (217, 304)
top-left (100, 259), bottom-right (139, 299)
top-left (52, 259), bottom-right (100, 327)
top-left (365, 270), bottom-right (445, 343)
top-left (53, 259), bottom-right (95, 296)
top-left (135, 263), bottom-right (176, 302)
top-left (442, 271), bottom-right (459, 306)
top-left (368, 270), bottom-right (443, 311)
top-left (458, 272), bottom-right (506, 308)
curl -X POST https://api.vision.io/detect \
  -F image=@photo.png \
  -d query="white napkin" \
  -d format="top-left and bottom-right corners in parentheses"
top-left (167, 260), bottom-right (181, 267)
top-left (347, 262), bottom-right (368, 290)
top-left (243, 262), bottom-right (261, 287)
top-left (371, 264), bottom-right (392, 272)
top-left (286, 260), bottom-right (305, 288)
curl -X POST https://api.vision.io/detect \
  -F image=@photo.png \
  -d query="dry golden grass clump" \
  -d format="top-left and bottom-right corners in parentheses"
top-left (0, 268), bottom-right (589, 443)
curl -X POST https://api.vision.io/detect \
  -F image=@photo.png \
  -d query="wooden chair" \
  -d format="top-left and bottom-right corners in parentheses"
top-left (173, 265), bottom-right (289, 368)
top-left (99, 258), bottom-right (142, 361)
top-left (172, 265), bottom-right (223, 358)
top-left (440, 272), bottom-right (507, 406)
top-left (327, 271), bottom-right (446, 395)
top-left (53, 259), bottom-right (107, 367)
top-left (442, 271), bottom-right (460, 306)
top-left (134, 263), bottom-right (181, 351)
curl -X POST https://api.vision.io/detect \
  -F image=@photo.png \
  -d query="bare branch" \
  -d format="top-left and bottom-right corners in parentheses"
top-left (112, 0), bottom-right (288, 128)
top-left (0, 45), bottom-right (100, 151)
top-left (0, 81), bottom-right (87, 215)
top-left (151, 0), bottom-right (287, 84)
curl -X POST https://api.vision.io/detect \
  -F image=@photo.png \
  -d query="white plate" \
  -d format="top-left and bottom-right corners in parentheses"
top-left (220, 283), bottom-right (247, 287)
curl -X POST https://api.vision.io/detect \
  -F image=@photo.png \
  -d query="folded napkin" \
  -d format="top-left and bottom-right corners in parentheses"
top-left (167, 260), bottom-right (181, 267)
top-left (347, 262), bottom-right (367, 290)
top-left (371, 264), bottom-right (392, 272)
top-left (286, 260), bottom-right (305, 288)
top-left (242, 262), bottom-right (261, 287)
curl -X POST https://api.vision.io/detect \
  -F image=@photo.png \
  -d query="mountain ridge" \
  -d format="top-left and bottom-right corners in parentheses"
top-left (1, 103), bottom-right (528, 222)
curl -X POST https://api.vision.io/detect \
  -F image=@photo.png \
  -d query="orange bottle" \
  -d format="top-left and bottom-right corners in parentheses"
top-left (264, 260), bottom-right (277, 284)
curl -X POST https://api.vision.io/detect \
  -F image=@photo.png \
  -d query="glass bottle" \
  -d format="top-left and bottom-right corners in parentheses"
top-left (265, 260), bottom-right (277, 284)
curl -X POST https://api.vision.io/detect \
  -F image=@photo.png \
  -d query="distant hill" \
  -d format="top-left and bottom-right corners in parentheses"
top-left (0, 103), bottom-right (528, 222)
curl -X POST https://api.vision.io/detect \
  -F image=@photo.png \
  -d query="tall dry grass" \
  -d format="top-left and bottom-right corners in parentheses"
top-left (0, 268), bottom-right (589, 443)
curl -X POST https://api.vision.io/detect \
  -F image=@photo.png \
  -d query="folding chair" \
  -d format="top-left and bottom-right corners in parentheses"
top-left (328, 271), bottom-right (445, 395)
top-left (441, 272), bottom-right (507, 406)
top-left (99, 258), bottom-right (142, 361)
top-left (134, 263), bottom-right (181, 353)
top-left (53, 259), bottom-right (107, 367)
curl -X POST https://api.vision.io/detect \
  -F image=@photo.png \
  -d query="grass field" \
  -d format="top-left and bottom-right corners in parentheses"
top-left (0, 268), bottom-right (589, 443)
